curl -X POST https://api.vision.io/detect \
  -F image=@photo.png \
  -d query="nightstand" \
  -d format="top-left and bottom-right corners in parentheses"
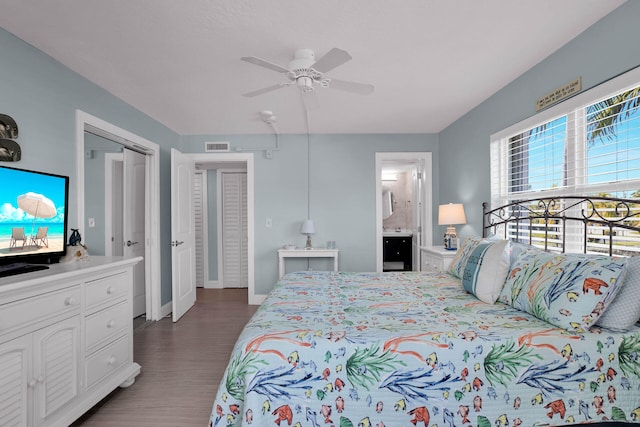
top-left (420, 246), bottom-right (457, 272)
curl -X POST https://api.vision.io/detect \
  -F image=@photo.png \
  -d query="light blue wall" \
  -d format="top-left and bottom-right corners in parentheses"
top-left (440, 1), bottom-right (640, 239)
top-left (0, 24), bottom-right (439, 300)
top-left (181, 133), bottom-right (439, 294)
top-left (4, 0), bottom-right (636, 301)
top-left (0, 27), bottom-right (179, 305)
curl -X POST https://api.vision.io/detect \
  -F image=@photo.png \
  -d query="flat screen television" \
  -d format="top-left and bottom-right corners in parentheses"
top-left (0, 165), bottom-right (69, 277)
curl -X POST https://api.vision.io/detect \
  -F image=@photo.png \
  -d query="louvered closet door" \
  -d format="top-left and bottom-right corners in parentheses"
top-left (222, 172), bottom-right (248, 288)
top-left (194, 171), bottom-right (205, 287)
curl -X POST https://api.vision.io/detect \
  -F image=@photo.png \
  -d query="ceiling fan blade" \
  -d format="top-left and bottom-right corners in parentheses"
top-left (301, 90), bottom-right (320, 110)
top-left (310, 48), bottom-right (352, 74)
top-left (329, 78), bottom-right (375, 95)
top-left (241, 56), bottom-right (290, 74)
top-left (243, 83), bottom-right (288, 97)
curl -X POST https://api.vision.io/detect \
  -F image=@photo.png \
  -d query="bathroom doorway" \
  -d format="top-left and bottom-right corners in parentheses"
top-left (375, 152), bottom-right (432, 272)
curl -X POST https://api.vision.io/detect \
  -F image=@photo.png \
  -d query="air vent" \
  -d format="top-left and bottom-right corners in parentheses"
top-left (204, 141), bottom-right (230, 152)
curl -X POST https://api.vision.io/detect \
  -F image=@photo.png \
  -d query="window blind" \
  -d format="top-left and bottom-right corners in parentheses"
top-left (490, 67), bottom-right (640, 255)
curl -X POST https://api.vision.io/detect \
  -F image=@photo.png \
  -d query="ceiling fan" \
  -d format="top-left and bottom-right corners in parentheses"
top-left (241, 48), bottom-right (374, 110)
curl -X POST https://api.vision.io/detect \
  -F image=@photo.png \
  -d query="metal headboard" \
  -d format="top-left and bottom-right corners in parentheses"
top-left (482, 196), bottom-right (640, 256)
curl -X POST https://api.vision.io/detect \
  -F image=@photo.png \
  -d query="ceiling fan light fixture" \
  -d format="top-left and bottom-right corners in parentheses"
top-left (297, 76), bottom-right (314, 92)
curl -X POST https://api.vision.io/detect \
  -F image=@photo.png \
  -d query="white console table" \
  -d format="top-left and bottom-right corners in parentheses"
top-left (0, 256), bottom-right (142, 427)
top-left (278, 248), bottom-right (339, 278)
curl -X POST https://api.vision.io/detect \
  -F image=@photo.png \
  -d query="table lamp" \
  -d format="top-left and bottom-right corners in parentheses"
top-left (438, 203), bottom-right (466, 250)
top-left (301, 219), bottom-right (316, 250)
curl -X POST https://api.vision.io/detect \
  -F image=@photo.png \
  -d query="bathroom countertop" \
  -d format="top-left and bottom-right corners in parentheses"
top-left (383, 230), bottom-right (413, 237)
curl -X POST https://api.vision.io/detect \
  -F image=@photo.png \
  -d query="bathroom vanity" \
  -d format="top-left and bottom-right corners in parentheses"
top-left (382, 231), bottom-right (412, 271)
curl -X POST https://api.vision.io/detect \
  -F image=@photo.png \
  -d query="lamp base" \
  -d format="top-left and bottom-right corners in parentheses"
top-left (443, 226), bottom-right (458, 250)
top-left (305, 235), bottom-right (313, 250)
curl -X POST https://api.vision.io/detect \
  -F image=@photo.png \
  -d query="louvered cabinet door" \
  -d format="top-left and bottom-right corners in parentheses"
top-left (32, 316), bottom-right (81, 426)
top-left (0, 335), bottom-right (30, 427)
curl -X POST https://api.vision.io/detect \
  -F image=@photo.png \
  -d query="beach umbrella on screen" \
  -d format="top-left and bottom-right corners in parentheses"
top-left (17, 192), bottom-right (56, 238)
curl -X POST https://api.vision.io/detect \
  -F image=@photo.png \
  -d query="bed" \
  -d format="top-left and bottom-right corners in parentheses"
top-left (209, 197), bottom-right (640, 427)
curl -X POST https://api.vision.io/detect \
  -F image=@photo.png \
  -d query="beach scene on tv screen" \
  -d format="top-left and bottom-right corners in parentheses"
top-left (0, 168), bottom-right (66, 257)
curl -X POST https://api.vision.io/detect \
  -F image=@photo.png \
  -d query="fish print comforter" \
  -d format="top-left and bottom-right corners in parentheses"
top-left (209, 271), bottom-right (640, 427)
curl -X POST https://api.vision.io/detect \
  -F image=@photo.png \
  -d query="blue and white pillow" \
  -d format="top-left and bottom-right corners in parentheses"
top-left (449, 237), bottom-right (510, 304)
top-left (460, 239), bottom-right (510, 304)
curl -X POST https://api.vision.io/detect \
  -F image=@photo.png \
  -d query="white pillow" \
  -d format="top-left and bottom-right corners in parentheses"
top-left (596, 256), bottom-right (640, 331)
top-left (458, 239), bottom-right (510, 304)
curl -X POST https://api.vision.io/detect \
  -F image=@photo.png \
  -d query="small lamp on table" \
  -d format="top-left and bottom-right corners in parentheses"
top-left (438, 203), bottom-right (466, 250)
top-left (301, 219), bottom-right (316, 250)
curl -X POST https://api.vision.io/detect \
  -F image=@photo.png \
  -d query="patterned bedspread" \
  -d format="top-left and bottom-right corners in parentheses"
top-left (209, 271), bottom-right (640, 427)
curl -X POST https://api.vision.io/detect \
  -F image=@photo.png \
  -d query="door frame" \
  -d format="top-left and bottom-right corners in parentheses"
top-left (76, 110), bottom-right (162, 321)
top-left (185, 153), bottom-right (257, 302)
top-left (375, 152), bottom-right (433, 272)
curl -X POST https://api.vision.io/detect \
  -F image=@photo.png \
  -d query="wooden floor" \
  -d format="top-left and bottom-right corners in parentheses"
top-left (72, 288), bottom-right (258, 426)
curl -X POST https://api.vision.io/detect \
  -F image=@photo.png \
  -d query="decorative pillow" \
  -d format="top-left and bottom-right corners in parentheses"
top-left (448, 236), bottom-right (486, 279)
top-left (508, 242), bottom-right (545, 266)
top-left (499, 250), bottom-right (628, 332)
top-left (460, 239), bottom-right (510, 304)
top-left (596, 256), bottom-right (640, 331)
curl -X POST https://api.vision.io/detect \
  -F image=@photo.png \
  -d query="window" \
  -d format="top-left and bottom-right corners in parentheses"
top-left (491, 68), bottom-right (640, 255)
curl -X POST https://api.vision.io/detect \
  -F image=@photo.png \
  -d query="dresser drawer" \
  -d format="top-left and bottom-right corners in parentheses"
top-left (85, 301), bottom-right (129, 352)
top-left (0, 286), bottom-right (81, 335)
top-left (85, 335), bottom-right (130, 389)
top-left (85, 272), bottom-right (128, 311)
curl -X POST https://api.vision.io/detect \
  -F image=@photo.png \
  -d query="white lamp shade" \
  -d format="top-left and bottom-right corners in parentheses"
top-left (438, 203), bottom-right (467, 225)
top-left (300, 219), bottom-right (316, 235)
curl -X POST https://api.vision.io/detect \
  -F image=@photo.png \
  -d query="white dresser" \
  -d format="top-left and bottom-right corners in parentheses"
top-left (420, 246), bottom-right (457, 272)
top-left (0, 256), bottom-right (142, 427)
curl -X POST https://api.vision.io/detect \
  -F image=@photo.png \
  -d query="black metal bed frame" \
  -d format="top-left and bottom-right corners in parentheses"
top-left (482, 196), bottom-right (640, 256)
top-left (482, 197), bottom-right (640, 426)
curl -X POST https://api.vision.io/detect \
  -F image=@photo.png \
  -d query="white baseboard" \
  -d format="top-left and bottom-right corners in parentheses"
top-left (160, 301), bottom-right (172, 319)
top-left (204, 280), bottom-right (221, 289)
top-left (249, 293), bottom-right (266, 305)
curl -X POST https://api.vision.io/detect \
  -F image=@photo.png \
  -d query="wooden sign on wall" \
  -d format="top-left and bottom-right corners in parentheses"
top-left (535, 77), bottom-right (582, 111)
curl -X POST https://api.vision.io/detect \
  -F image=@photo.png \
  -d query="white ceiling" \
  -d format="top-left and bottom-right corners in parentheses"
top-left (0, 0), bottom-right (626, 135)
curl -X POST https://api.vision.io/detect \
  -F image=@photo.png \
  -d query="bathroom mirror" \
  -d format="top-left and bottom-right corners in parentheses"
top-left (382, 189), bottom-right (394, 219)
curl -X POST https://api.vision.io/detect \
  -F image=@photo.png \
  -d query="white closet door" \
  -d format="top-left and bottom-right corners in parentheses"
top-left (193, 171), bottom-right (205, 287)
top-left (222, 172), bottom-right (247, 288)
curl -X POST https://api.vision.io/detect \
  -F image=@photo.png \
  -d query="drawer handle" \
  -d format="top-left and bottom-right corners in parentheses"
top-left (106, 286), bottom-right (115, 295)
top-left (28, 378), bottom-right (37, 388)
top-left (107, 319), bottom-right (116, 328)
top-left (107, 355), bottom-right (117, 366)
top-left (64, 297), bottom-right (77, 306)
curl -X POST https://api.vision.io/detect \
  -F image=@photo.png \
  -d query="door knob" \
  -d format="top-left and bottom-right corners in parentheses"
top-left (170, 240), bottom-right (184, 247)
top-left (126, 240), bottom-right (139, 247)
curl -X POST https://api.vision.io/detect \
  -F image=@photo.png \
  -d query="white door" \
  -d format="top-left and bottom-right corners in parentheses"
top-left (171, 149), bottom-right (196, 322)
top-left (123, 149), bottom-right (146, 318)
